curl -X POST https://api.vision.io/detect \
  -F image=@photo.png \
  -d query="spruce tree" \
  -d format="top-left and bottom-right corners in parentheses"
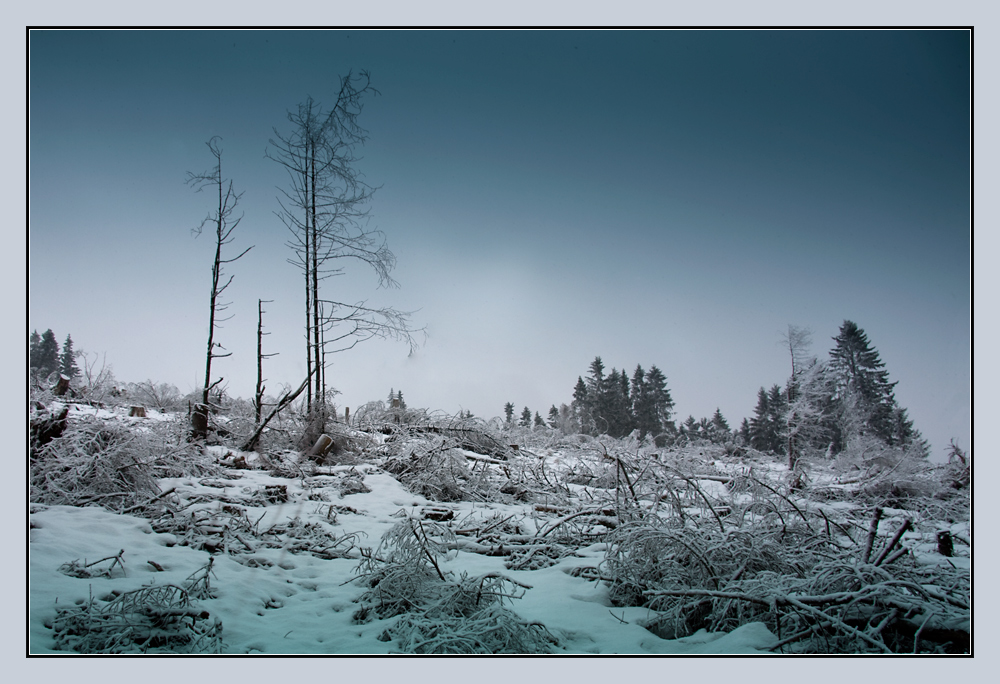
top-left (29, 330), bottom-right (42, 372)
top-left (534, 411), bottom-right (545, 428)
top-left (603, 368), bottom-right (632, 437)
top-left (749, 387), bottom-right (784, 453)
top-left (643, 365), bottom-right (675, 444)
top-left (682, 415), bottom-right (699, 440)
top-left (38, 329), bottom-right (60, 379)
top-left (710, 408), bottom-right (730, 442)
top-left (572, 376), bottom-right (592, 435)
top-left (738, 417), bottom-right (751, 445)
top-left (547, 405), bottom-right (559, 428)
top-left (520, 406), bottom-right (532, 428)
top-left (631, 364), bottom-right (654, 441)
top-left (504, 402), bottom-right (515, 424)
top-left (586, 357), bottom-right (608, 433)
top-left (60, 334), bottom-right (79, 379)
top-left (828, 320), bottom-right (920, 450)
top-left (766, 384), bottom-right (788, 454)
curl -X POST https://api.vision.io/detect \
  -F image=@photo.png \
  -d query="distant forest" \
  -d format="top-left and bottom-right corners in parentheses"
top-left (503, 320), bottom-right (927, 469)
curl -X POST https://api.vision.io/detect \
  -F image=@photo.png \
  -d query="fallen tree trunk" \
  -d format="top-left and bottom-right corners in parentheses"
top-left (240, 373), bottom-right (312, 452)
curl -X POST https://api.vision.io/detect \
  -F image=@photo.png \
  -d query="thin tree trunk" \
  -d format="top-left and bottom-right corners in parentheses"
top-left (203, 176), bottom-right (223, 408)
top-left (304, 149), bottom-right (313, 414)
top-left (255, 299), bottom-right (265, 426)
top-left (311, 144), bottom-right (322, 415)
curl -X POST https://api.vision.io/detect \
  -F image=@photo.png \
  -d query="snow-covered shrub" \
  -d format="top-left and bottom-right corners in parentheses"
top-left (50, 561), bottom-right (224, 654)
top-left (354, 518), bottom-right (455, 618)
top-left (30, 416), bottom-right (219, 511)
top-left (125, 380), bottom-right (183, 412)
top-left (382, 573), bottom-right (557, 654)
top-left (353, 518), bottom-right (558, 653)
top-left (382, 444), bottom-right (471, 502)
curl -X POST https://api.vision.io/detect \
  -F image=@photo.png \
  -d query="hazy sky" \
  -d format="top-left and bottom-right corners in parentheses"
top-left (28, 29), bottom-right (970, 457)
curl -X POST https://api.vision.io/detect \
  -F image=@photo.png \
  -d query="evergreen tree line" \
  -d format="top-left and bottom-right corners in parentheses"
top-left (678, 408), bottom-right (732, 445)
top-left (503, 358), bottom-right (679, 445)
top-left (501, 403), bottom-right (548, 429)
top-left (497, 321), bottom-right (925, 466)
top-left (572, 358), bottom-right (676, 442)
top-left (29, 329), bottom-right (79, 381)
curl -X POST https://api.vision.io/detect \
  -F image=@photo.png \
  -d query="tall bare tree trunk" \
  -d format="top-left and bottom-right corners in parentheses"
top-left (254, 299), bottom-right (276, 427)
top-left (202, 166), bottom-right (224, 407)
top-left (186, 138), bottom-right (253, 441)
top-left (311, 145), bottom-right (322, 414)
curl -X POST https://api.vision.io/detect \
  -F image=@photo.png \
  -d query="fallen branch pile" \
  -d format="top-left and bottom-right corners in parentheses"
top-left (352, 518), bottom-right (558, 654)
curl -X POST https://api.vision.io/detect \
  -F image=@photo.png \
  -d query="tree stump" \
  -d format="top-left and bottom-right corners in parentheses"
top-left (937, 530), bottom-right (954, 558)
top-left (53, 374), bottom-right (70, 397)
top-left (129, 406), bottom-right (147, 418)
top-left (190, 403), bottom-right (209, 441)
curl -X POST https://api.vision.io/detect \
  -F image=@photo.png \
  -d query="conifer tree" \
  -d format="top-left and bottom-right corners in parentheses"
top-left (738, 418), bottom-right (751, 445)
top-left (698, 416), bottom-right (712, 438)
top-left (504, 402), bottom-right (515, 424)
top-left (682, 415), bottom-right (699, 440)
top-left (547, 405), bottom-right (559, 428)
top-left (534, 411), bottom-right (545, 428)
top-left (828, 320), bottom-right (924, 453)
top-left (603, 368), bottom-right (633, 437)
top-left (38, 329), bottom-right (60, 379)
top-left (60, 334), bottom-right (79, 379)
top-left (643, 365), bottom-right (675, 444)
top-left (749, 386), bottom-right (786, 454)
top-left (585, 357), bottom-right (608, 433)
top-left (520, 406), bottom-right (532, 428)
top-left (710, 408), bottom-right (730, 441)
top-left (29, 330), bottom-right (42, 374)
top-left (572, 376), bottom-right (593, 435)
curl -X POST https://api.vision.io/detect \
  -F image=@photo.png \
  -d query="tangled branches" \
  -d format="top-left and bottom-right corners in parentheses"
top-left (30, 415), bottom-right (223, 513)
top-left (353, 518), bottom-right (558, 653)
top-left (50, 560), bottom-right (224, 654)
top-left (602, 499), bottom-right (969, 653)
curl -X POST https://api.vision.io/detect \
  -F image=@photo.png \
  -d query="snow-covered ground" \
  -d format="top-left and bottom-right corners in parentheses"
top-left (28, 402), bottom-right (971, 657)
top-left (29, 463), bottom-right (779, 654)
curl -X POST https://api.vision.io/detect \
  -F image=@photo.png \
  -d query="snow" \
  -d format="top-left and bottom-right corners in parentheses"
top-left (29, 461), bottom-right (783, 655)
top-left (27, 398), bottom-right (974, 661)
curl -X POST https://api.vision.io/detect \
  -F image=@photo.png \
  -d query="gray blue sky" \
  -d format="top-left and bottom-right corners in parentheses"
top-left (28, 29), bottom-right (970, 457)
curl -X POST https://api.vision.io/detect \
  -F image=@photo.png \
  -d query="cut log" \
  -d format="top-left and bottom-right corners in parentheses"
top-left (129, 406), bottom-right (147, 418)
top-left (53, 374), bottom-right (70, 397)
top-left (308, 434), bottom-right (334, 462)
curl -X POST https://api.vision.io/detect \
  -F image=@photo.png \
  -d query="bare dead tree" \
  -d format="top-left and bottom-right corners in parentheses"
top-left (781, 325), bottom-right (811, 469)
top-left (187, 137), bottom-right (253, 438)
top-left (254, 299), bottom-right (278, 426)
top-left (780, 325), bottom-right (836, 470)
top-left (267, 71), bottom-right (419, 426)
